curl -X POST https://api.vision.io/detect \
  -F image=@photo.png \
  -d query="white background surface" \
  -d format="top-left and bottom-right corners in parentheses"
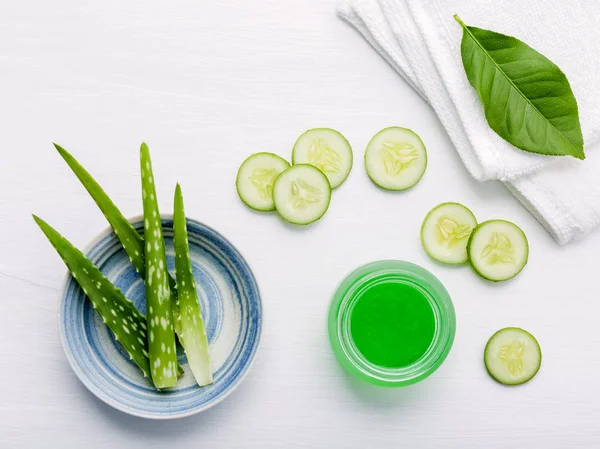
top-left (2, 1), bottom-right (600, 447)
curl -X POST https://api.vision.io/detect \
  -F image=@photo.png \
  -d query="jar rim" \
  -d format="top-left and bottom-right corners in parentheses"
top-left (328, 260), bottom-right (456, 387)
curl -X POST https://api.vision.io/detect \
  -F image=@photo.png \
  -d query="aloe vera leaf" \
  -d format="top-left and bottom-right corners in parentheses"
top-left (54, 144), bottom-right (145, 275)
top-left (173, 184), bottom-right (213, 386)
top-left (54, 144), bottom-right (183, 341)
top-left (33, 215), bottom-right (151, 378)
top-left (140, 143), bottom-right (178, 389)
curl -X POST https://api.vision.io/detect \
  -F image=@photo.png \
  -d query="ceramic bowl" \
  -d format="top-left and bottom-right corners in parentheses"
top-left (59, 216), bottom-right (262, 419)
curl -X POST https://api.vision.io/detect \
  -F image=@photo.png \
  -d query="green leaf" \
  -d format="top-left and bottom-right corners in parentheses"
top-left (140, 143), bottom-right (178, 389)
top-left (55, 143), bottom-right (184, 344)
top-left (33, 215), bottom-right (152, 380)
top-left (173, 184), bottom-right (213, 387)
top-left (54, 144), bottom-right (145, 276)
top-left (454, 15), bottom-right (584, 159)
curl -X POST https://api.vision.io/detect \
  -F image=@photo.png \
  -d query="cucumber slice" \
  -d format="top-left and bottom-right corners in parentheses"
top-left (421, 202), bottom-right (477, 264)
top-left (236, 152), bottom-right (290, 211)
top-left (273, 164), bottom-right (331, 225)
top-left (484, 327), bottom-right (541, 385)
top-left (365, 127), bottom-right (427, 190)
top-left (467, 220), bottom-right (529, 281)
top-left (292, 128), bottom-right (353, 189)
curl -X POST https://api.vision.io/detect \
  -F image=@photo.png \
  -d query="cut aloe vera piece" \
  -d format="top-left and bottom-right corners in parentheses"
top-left (54, 144), bottom-right (146, 276)
top-left (484, 327), bottom-right (541, 385)
top-left (468, 220), bottom-right (529, 282)
top-left (273, 164), bottom-right (331, 225)
top-left (421, 202), bottom-right (477, 264)
top-left (292, 128), bottom-right (353, 189)
top-left (173, 184), bottom-right (213, 386)
top-left (365, 127), bottom-right (427, 190)
top-left (236, 152), bottom-right (290, 211)
top-left (33, 215), bottom-right (152, 379)
top-left (140, 143), bottom-right (178, 389)
top-left (55, 144), bottom-right (184, 342)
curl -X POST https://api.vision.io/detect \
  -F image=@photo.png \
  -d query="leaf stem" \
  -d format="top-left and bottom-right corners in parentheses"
top-left (453, 14), bottom-right (466, 28)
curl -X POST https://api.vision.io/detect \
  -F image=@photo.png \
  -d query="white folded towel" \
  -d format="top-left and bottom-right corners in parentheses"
top-left (338, 0), bottom-right (600, 243)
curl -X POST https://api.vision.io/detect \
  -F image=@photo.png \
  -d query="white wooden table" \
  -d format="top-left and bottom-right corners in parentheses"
top-left (2, 1), bottom-right (600, 447)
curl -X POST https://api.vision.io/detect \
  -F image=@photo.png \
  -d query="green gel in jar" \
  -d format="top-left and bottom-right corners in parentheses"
top-left (328, 260), bottom-right (455, 387)
top-left (350, 281), bottom-right (436, 368)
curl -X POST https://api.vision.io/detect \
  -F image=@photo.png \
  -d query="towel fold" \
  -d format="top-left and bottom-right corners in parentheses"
top-left (339, 0), bottom-right (600, 243)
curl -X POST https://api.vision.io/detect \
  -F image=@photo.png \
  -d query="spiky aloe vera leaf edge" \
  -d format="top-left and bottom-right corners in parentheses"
top-left (55, 143), bottom-right (183, 341)
top-left (140, 143), bottom-right (178, 389)
top-left (173, 184), bottom-right (213, 386)
top-left (33, 215), bottom-right (152, 379)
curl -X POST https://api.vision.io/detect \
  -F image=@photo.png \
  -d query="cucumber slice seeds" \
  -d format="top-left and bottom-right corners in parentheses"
top-left (236, 152), bottom-right (290, 211)
top-left (365, 127), bottom-right (427, 190)
top-left (468, 220), bottom-right (528, 281)
top-left (484, 327), bottom-right (541, 385)
top-left (421, 202), bottom-right (477, 264)
top-left (273, 164), bottom-right (331, 225)
top-left (292, 128), bottom-right (353, 189)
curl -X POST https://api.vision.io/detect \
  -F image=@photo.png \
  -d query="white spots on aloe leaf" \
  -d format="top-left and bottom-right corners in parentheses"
top-left (167, 345), bottom-right (172, 354)
top-left (159, 260), bottom-right (164, 270)
top-left (142, 190), bottom-right (147, 200)
top-left (102, 297), bottom-right (107, 303)
top-left (149, 305), bottom-right (153, 314)
top-left (138, 337), bottom-right (144, 345)
top-left (146, 242), bottom-right (151, 253)
top-left (153, 210), bottom-right (157, 218)
top-left (145, 219), bottom-right (149, 229)
top-left (122, 325), bottom-right (130, 334)
top-left (122, 318), bottom-right (128, 325)
top-left (161, 342), bottom-right (166, 352)
top-left (141, 322), bottom-right (147, 330)
top-left (119, 305), bottom-right (125, 312)
top-left (135, 250), bottom-right (140, 256)
top-left (145, 160), bottom-right (150, 171)
top-left (149, 331), bottom-right (154, 342)
top-left (148, 176), bottom-right (153, 184)
top-left (83, 268), bottom-right (88, 274)
top-left (154, 358), bottom-right (161, 368)
top-left (150, 193), bottom-right (155, 201)
top-left (154, 241), bottom-right (159, 251)
top-left (143, 349), bottom-right (148, 357)
top-left (111, 309), bottom-right (117, 317)
top-left (160, 317), bottom-right (168, 330)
